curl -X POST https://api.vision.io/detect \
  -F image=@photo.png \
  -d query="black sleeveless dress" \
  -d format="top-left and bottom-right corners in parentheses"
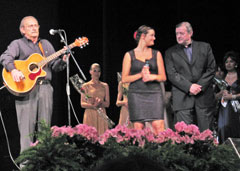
top-left (128, 49), bottom-right (164, 122)
top-left (218, 79), bottom-right (240, 143)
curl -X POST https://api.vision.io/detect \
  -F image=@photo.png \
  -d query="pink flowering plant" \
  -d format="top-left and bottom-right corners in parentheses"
top-left (16, 121), bottom-right (104, 171)
top-left (99, 122), bottom-right (216, 148)
top-left (16, 121), bottom-right (239, 171)
top-left (97, 122), bottom-right (238, 171)
top-left (99, 125), bottom-right (155, 147)
top-left (161, 122), bottom-right (219, 158)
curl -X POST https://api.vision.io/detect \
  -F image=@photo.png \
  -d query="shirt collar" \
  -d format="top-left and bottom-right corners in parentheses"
top-left (185, 43), bottom-right (192, 48)
top-left (23, 36), bottom-right (41, 44)
top-left (178, 40), bottom-right (193, 49)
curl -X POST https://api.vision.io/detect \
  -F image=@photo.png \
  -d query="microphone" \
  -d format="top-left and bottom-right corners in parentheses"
top-left (49, 29), bottom-right (63, 35)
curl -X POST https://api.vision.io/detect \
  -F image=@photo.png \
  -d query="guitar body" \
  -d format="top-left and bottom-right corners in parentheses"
top-left (2, 53), bottom-right (47, 96)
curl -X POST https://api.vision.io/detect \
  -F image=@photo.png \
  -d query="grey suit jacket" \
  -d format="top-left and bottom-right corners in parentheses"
top-left (165, 40), bottom-right (216, 111)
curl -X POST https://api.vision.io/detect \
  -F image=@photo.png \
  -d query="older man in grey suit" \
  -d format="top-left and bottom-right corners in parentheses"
top-left (165, 22), bottom-right (216, 132)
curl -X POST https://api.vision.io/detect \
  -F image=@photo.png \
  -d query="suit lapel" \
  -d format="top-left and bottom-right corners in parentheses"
top-left (176, 41), bottom-right (198, 65)
top-left (176, 45), bottom-right (191, 64)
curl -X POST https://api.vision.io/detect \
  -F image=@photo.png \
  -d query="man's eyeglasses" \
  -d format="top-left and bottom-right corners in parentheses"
top-left (25, 24), bottom-right (40, 29)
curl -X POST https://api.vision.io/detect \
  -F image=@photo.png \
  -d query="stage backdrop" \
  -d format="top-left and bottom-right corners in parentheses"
top-left (0, 0), bottom-right (240, 170)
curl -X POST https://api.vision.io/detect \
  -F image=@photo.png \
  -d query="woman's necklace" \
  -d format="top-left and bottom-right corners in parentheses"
top-left (226, 72), bottom-right (237, 85)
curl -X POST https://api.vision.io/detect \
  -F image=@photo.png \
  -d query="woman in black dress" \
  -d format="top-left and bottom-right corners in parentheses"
top-left (215, 51), bottom-right (240, 143)
top-left (121, 25), bottom-right (166, 135)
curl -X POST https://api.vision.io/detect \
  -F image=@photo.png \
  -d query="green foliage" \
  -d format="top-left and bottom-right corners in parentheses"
top-left (96, 136), bottom-right (239, 171)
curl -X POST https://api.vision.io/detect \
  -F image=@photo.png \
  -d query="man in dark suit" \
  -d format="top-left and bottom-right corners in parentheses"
top-left (165, 22), bottom-right (216, 132)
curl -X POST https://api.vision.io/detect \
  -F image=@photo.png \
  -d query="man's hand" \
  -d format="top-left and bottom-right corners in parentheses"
top-left (62, 54), bottom-right (70, 62)
top-left (11, 69), bottom-right (25, 82)
top-left (62, 46), bottom-right (71, 62)
top-left (189, 84), bottom-right (202, 95)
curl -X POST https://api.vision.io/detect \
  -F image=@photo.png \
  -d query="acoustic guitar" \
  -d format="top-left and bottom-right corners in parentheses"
top-left (2, 37), bottom-right (89, 96)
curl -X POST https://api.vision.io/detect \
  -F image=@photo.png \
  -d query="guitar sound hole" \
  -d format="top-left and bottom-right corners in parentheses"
top-left (29, 63), bottom-right (39, 73)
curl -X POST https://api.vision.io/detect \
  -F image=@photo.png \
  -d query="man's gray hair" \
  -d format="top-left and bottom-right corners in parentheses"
top-left (176, 21), bottom-right (193, 33)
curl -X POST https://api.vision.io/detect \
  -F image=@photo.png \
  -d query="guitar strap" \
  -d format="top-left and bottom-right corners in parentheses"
top-left (38, 41), bottom-right (48, 68)
top-left (38, 41), bottom-right (46, 57)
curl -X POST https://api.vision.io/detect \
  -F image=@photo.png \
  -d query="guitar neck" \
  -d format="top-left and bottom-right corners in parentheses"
top-left (38, 42), bottom-right (75, 67)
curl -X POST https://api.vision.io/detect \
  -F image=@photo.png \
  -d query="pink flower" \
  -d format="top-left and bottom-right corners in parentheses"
top-left (184, 124), bottom-right (200, 135)
top-left (175, 121), bottom-right (188, 133)
top-left (195, 129), bottom-right (213, 141)
top-left (155, 135), bottom-right (167, 144)
top-left (99, 131), bottom-right (111, 145)
top-left (155, 128), bottom-right (178, 144)
top-left (30, 140), bottom-right (39, 147)
top-left (174, 122), bottom-right (200, 136)
top-left (51, 125), bottom-right (75, 137)
top-left (182, 135), bottom-right (194, 144)
top-left (99, 125), bottom-right (148, 147)
top-left (74, 124), bottom-right (99, 142)
top-left (170, 133), bottom-right (182, 144)
top-left (51, 126), bottom-right (66, 137)
top-left (143, 128), bottom-right (155, 142)
top-left (51, 124), bottom-right (100, 142)
top-left (64, 126), bottom-right (75, 137)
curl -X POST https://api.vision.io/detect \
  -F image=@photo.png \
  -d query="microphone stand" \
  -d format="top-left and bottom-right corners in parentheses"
top-left (57, 30), bottom-right (87, 126)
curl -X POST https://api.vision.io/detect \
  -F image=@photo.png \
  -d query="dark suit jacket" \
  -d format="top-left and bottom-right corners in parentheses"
top-left (165, 40), bottom-right (216, 111)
